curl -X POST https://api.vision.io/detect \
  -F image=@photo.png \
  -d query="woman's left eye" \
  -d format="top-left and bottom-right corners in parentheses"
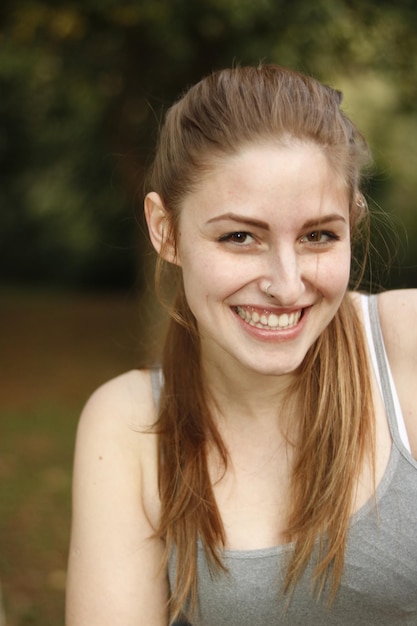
top-left (219, 232), bottom-right (254, 245)
top-left (300, 230), bottom-right (337, 244)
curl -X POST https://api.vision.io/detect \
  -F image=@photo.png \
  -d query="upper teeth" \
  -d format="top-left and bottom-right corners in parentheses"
top-left (236, 306), bottom-right (301, 329)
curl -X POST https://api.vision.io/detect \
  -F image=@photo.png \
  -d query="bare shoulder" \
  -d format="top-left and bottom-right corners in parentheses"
top-left (78, 368), bottom-right (157, 434)
top-left (73, 369), bottom-right (158, 493)
top-left (72, 368), bottom-right (161, 528)
top-left (377, 289), bottom-right (417, 360)
top-left (349, 288), bottom-right (417, 358)
top-left (66, 370), bottom-right (167, 625)
top-left (349, 289), bottom-right (417, 457)
top-left (377, 289), bottom-right (417, 458)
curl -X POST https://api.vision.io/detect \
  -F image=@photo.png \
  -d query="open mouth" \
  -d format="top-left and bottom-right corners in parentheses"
top-left (234, 306), bottom-right (303, 330)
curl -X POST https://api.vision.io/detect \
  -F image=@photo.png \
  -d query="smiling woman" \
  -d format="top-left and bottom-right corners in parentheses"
top-left (145, 143), bottom-right (351, 376)
top-left (66, 65), bottom-right (417, 626)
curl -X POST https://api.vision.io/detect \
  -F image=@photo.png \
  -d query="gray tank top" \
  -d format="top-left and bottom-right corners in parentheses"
top-left (152, 295), bottom-right (417, 625)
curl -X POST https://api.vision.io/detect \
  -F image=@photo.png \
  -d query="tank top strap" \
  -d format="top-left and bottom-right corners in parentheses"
top-left (150, 367), bottom-right (163, 409)
top-left (361, 293), bottom-right (411, 455)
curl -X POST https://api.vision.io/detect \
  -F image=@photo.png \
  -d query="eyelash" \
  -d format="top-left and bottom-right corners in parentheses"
top-left (300, 230), bottom-right (340, 244)
top-left (218, 230), bottom-right (339, 246)
top-left (218, 232), bottom-right (254, 245)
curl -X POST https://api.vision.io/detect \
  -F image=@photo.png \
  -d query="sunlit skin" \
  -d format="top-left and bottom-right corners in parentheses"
top-left (172, 142), bottom-right (352, 391)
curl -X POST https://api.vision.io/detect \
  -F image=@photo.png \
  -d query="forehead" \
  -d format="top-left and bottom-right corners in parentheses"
top-left (181, 141), bottom-right (348, 212)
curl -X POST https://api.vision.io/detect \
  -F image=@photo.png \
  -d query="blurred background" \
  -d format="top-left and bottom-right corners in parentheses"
top-left (1, 0), bottom-right (416, 623)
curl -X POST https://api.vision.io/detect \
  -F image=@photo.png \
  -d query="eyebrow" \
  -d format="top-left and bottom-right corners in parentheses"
top-left (206, 212), bottom-right (347, 229)
top-left (302, 214), bottom-right (347, 228)
top-left (206, 213), bottom-right (269, 229)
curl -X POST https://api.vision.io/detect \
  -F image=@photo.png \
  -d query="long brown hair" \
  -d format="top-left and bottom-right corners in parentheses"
top-left (145, 65), bottom-right (374, 619)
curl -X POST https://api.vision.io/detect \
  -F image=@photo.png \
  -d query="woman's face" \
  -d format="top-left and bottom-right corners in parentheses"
top-left (172, 142), bottom-right (351, 379)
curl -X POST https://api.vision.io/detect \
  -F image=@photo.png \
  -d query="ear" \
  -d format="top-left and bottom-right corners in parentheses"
top-left (144, 192), bottom-right (180, 265)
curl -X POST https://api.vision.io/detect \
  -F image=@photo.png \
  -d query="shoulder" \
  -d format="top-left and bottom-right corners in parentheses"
top-left (66, 370), bottom-right (167, 624)
top-left (349, 289), bottom-right (417, 457)
top-left (73, 368), bottom-right (159, 510)
top-left (77, 369), bottom-right (157, 440)
top-left (77, 370), bottom-right (156, 452)
top-left (72, 367), bottom-right (160, 508)
top-left (349, 289), bottom-right (417, 357)
top-left (375, 289), bottom-right (417, 457)
top-left (376, 289), bottom-right (417, 361)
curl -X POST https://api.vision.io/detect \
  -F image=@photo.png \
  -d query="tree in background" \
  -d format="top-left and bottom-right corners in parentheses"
top-left (1, 0), bottom-right (416, 289)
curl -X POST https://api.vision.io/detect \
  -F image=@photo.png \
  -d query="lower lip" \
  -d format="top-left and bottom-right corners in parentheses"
top-left (232, 307), bottom-right (309, 342)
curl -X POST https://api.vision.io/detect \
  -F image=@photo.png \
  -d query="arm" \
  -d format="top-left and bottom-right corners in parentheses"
top-left (65, 371), bottom-right (168, 626)
top-left (378, 289), bottom-right (417, 459)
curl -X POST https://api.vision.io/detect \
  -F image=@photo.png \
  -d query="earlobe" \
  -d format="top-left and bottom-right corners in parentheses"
top-left (144, 192), bottom-right (179, 265)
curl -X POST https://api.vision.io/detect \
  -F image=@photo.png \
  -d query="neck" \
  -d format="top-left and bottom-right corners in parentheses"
top-left (202, 356), bottom-right (298, 428)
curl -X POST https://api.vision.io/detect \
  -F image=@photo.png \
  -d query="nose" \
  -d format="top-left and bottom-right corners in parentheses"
top-left (262, 248), bottom-right (305, 305)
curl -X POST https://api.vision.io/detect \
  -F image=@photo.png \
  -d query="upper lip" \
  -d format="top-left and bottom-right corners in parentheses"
top-left (232, 304), bottom-right (306, 314)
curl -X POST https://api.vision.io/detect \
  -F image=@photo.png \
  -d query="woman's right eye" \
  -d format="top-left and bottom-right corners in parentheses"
top-left (219, 232), bottom-right (254, 245)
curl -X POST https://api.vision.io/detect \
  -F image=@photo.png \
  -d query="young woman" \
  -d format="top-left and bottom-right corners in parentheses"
top-left (66, 65), bottom-right (417, 625)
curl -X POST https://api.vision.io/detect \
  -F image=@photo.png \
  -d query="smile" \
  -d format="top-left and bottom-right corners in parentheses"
top-left (235, 306), bottom-right (302, 329)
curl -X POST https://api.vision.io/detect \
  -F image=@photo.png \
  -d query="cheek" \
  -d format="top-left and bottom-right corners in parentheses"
top-left (179, 252), bottom-right (213, 303)
top-left (326, 258), bottom-right (351, 295)
top-left (312, 248), bottom-right (351, 295)
top-left (180, 252), bottom-right (244, 314)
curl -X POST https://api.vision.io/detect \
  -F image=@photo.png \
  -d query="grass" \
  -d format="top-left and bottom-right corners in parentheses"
top-left (0, 405), bottom-right (74, 625)
top-left (0, 288), bottom-right (162, 625)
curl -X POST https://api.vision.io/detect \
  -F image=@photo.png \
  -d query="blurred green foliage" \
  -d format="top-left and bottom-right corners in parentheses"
top-left (0, 0), bottom-right (416, 289)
